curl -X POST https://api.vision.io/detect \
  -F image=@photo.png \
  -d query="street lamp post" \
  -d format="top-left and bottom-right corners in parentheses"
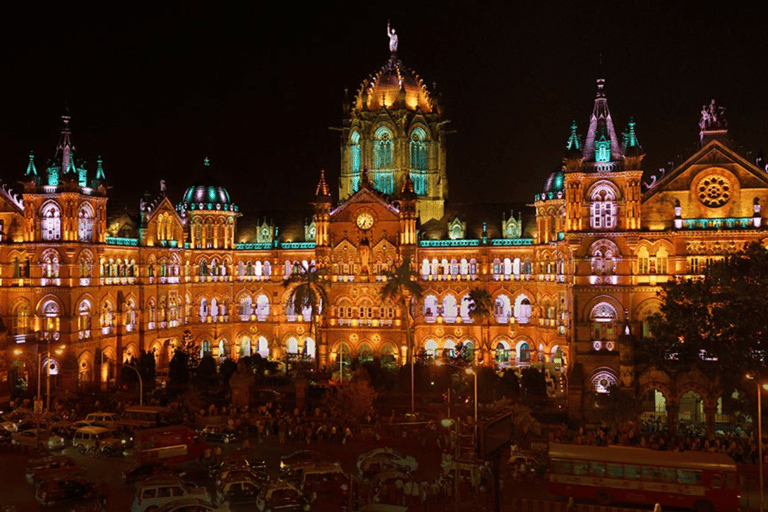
top-left (748, 374), bottom-right (766, 512)
top-left (442, 417), bottom-right (461, 512)
top-left (437, 361), bottom-right (478, 425)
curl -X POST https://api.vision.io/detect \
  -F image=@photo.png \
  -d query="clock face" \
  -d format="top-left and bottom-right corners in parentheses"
top-left (356, 211), bottom-right (374, 230)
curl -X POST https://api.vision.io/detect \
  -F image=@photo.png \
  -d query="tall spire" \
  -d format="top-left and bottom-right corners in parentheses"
top-left (583, 78), bottom-right (622, 165)
top-left (56, 113), bottom-right (76, 174)
top-left (95, 156), bottom-right (106, 180)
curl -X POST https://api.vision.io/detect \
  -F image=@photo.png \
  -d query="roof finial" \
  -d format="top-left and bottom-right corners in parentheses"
top-left (95, 156), bottom-right (106, 180)
top-left (204, 156), bottom-right (211, 167)
top-left (566, 121), bottom-right (581, 151)
top-left (387, 20), bottom-right (398, 53)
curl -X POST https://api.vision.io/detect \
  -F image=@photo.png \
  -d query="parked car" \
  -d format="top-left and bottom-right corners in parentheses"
top-left (156, 497), bottom-right (229, 512)
top-left (357, 448), bottom-right (418, 478)
top-left (131, 477), bottom-right (211, 512)
top-left (25, 455), bottom-right (85, 485)
top-left (216, 473), bottom-right (265, 505)
top-left (35, 476), bottom-right (96, 508)
top-left (199, 424), bottom-right (239, 443)
top-left (122, 461), bottom-right (186, 485)
top-left (12, 428), bottom-right (65, 451)
top-left (279, 450), bottom-right (337, 473)
top-left (48, 421), bottom-right (76, 442)
top-left (255, 481), bottom-right (311, 512)
top-left (72, 426), bottom-right (124, 455)
top-left (84, 411), bottom-right (120, 429)
top-left (210, 454), bottom-right (266, 480)
top-left (291, 463), bottom-right (350, 505)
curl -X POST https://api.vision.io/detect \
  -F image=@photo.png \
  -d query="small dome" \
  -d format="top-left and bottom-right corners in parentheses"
top-left (178, 159), bottom-right (237, 212)
top-left (539, 168), bottom-right (565, 201)
top-left (354, 55), bottom-right (433, 113)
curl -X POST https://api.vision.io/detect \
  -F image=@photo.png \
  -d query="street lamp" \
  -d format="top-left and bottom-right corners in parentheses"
top-left (747, 374), bottom-right (768, 512)
top-left (441, 417), bottom-right (461, 512)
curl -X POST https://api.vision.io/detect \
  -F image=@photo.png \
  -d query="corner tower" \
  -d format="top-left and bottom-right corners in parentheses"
top-left (339, 25), bottom-right (448, 224)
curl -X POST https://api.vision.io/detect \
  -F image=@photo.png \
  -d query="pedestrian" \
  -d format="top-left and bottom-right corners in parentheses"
top-left (653, 503), bottom-right (662, 512)
top-left (214, 445), bottom-right (222, 466)
top-left (242, 436), bottom-right (251, 452)
top-left (203, 446), bottom-right (212, 470)
top-left (566, 495), bottom-right (576, 512)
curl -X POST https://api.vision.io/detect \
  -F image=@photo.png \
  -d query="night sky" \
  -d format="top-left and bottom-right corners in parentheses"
top-left (0, 2), bottom-right (765, 216)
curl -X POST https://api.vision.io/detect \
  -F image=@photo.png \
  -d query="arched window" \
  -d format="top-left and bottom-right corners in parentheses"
top-left (410, 128), bottom-right (428, 170)
top-left (424, 339), bottom-right (438, 359)
top-left (373, 127), bottom-right (394, 194)
top-left (200, 340), bottom-right (212, 358)
top-left (218, 339), bottom-right (228, 360)
top-left (495, 340), bottom-right (510, 365)
top-left (590, 302), bottom-right (619, 350)
top-left (12, 302), bottom-right (30, 336)
top-left (78, 203), bottom-right (94, 242)
top-left (304, 337), bottom-right (316, 359)
top-left (494, 295), bottom-right (512, 323)
top-left (656, 247), bottom-right (669, 275)
top-left (350, 131), bottom-right (361, 192)
top-left (287, 337), bottom-right (299, 356)
top-left (257, 336), bottom-right (269, 358)
top-left (442, 294), bottom-right (457, 322)
top-left (590, 184), bottom-right (618, 230)
top-left (423, 295), bottom-right (439, 321)
top-left (199, 298), bottom-right (208, 322)
top-left (358, 343), bottom-right (373, 364)
top-left (514, 295), bottom-right (532, 324)
top-left (240, 337), bottom-right (252, 357)
top-left (239, 295), bottom-right (253, 320)
top-left (443, 339), bottom-right (456, 358)
top-left (637, 247), bottom-right (649, 274)
top-left (41, 300), bottom-right (60, 332)
top-left (41, 203), bottom-right (62, 241)
top-left (255, 294), bottom-right (270, 321)
top-left (591, 370), bottom-right (618, 393)
top-left (462, 341), bottom-right (475, 362)
top-left (381, 344), bottom-right (397, 370)
top-left (516, 341), bottom-right (531, 364)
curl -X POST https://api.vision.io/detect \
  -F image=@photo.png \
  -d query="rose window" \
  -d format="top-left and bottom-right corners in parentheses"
top-left (697, 175), bottom-right (731, 207)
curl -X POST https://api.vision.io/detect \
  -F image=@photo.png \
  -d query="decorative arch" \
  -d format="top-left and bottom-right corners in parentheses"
top-left (40, 201), bottom-right (62, 241)
top-left (590, 367), bottom-right (619, 393)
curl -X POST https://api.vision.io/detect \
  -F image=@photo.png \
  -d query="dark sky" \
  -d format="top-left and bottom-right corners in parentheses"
top-left (0, 2), bottom-right (765, 215)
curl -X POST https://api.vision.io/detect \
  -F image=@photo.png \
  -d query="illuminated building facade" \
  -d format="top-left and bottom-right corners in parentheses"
top-left (0, 37), bottom-right (765, 430)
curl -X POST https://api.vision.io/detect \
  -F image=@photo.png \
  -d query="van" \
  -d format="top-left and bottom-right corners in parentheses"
top-left (84, 412), bottom-right (120, 428)
top-left (72, 426), bottom-right (123, 455)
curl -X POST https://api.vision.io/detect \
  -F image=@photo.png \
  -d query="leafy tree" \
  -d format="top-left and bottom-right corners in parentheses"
top-left (195, 355), bottom-right (218, 388)
top-left (465, 287), bottom-right (493, 363)
top-left (520, 367), bottom-right (547, 397)
top-left (641, 242), bottom-right (768, 387)
top-left (381, 256), bottom-right (423, 412)
top-left (283, 261), bottom-right (329, 370)
top-left (169, 348), bottom-right (189, 386)
top-left (181, 330), bottom-right (199, 369)
top-left (219, 359), bottom-right (238, 385)
top-left (323, 368), bottom-right (377, 425)
top-left (497, 369), bottom-right (521, 399)
top-left (138, 350), bottom-right (156, 389)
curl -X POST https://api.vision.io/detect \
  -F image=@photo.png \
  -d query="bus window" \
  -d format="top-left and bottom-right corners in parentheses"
top-left (642, 466), bottom-right (659, 481)
top-left (677, 470), bottom-right (701, 485)
top-left (552, 460), bottom-right (572, 474)
top-left (711, 474), bottom-right (722, 488)
top-left (660, 468), bottom-right (676, 483)
top-left (624, 465), bottom-right (640, 480)
top-left (573, 461), bottom-right (588, 476)
top-left (589, 462), bottom-right (606, 477)
top-left (607, 464), bottom-right (622, 478)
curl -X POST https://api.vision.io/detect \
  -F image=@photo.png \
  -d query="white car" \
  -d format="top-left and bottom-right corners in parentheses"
top-left (131, 477), bottom-right (212, 512)
top-left (11, 428), bottom-right (65, 451)
top-left (357, 448), bottom-right (418, 477)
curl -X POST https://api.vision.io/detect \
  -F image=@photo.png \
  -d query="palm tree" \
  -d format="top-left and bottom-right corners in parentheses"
top-left (282, 261), bottom-right (329, 371)
top-left (381, 256), bottom-right (423, 412)
top-left (465, 287), bottom-right (493, 365)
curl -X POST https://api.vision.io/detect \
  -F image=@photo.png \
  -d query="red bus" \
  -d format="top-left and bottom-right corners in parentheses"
top-left (135, 425), bottom-right (207, 464)
top-left (547, 443), bottom-right (738, 512)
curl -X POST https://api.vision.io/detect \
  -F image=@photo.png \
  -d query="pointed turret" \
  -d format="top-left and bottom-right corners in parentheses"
top-left (400, 170), bottom-right (417, 201)
top-left (583, 78), bottom-right (622, 168)
top-left (95, 156), bottom-right (106, 180)
top-left (56, 114), bottom-right (77, 176)
top-left (622, 117), bottom-right (645, 170)
top-left (25, 151), bottom-right (37, 177)
top-left (314, 169), bottom-right (331, 202)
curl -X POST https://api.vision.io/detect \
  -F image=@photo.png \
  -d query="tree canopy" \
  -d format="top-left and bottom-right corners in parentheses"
top-left (642, 242), bottom-right (768, 385)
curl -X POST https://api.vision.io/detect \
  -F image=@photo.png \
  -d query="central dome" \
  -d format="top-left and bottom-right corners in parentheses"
top-left (354, 55), bottom-right (433, 113)
top-left (178, 159), bottom-right (237, 212)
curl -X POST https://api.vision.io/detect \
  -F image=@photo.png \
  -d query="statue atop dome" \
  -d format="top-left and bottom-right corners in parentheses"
top-left (387, 21), bottom-right (398, 53)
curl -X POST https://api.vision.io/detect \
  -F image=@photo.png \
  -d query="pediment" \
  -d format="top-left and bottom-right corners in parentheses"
top-left (147, 197), bottom-right (183, 225)
top-left (330, 186), bottom-right (400, 220)
top-left (333, 239), bottom-right (358, 253)
top-left (372, 238), bottom-right (397, 253)
top-left (643, 139), bottom-right (768, 200)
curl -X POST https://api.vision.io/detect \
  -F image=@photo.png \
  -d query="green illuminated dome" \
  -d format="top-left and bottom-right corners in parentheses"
top-left (539, 168), bottom-right (565, 201)
top-left (178, 158), bottom-right (237, 212)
